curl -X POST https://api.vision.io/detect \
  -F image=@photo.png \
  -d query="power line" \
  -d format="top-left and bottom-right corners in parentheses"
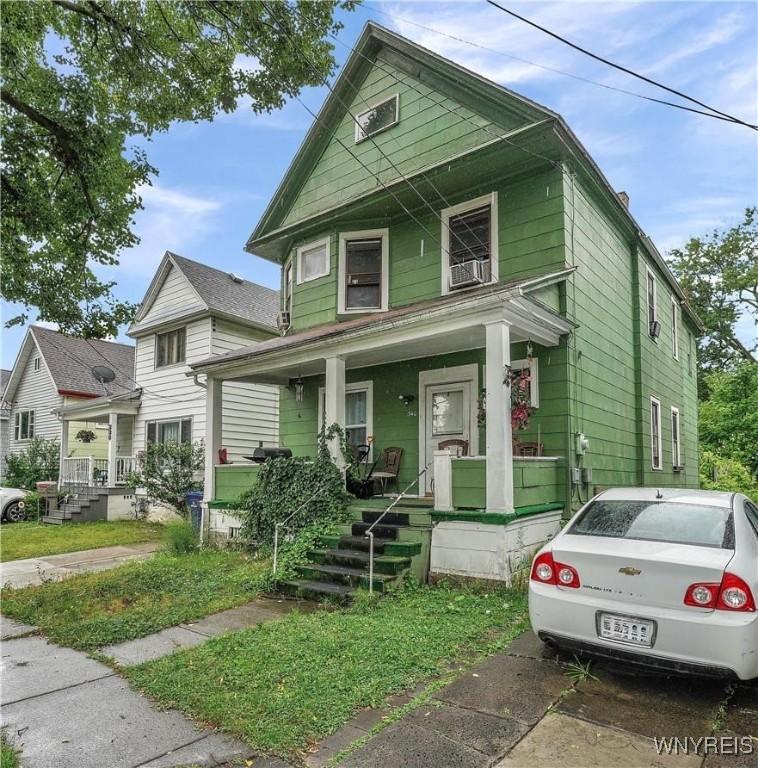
top-left (485, 0), bottom-right (758, 131)
top-left (366, 5), bottom-right (750, 125)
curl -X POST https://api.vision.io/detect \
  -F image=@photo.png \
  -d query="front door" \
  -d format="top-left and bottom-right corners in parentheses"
top-left (424, 381), bottom-right (471, 493)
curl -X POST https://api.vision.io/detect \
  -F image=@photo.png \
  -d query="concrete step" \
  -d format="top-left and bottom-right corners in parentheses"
top-left (297, 564), bottom-right (396, 592)
top-left (280, 579), bottom-right (354, 602)
top-left (318, 548), bottom-right (411, 574)
top-left (41, 515), bottom-right (64, 525)
top-left (351, 521), bottom-right (403, 539)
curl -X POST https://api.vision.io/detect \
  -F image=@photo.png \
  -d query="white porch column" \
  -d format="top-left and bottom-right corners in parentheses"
top-left (484, 320), bottom-right (514, 513)
top-left (58, 417), bottom-right (69, 488)
top-left (433, 449), bottom-right (453, 512)
top-left (107, 412), bottom-right (118, 487)
top-left (202, 376), bottom-right (223, 541)
top-left (324, 356), bottom-right (346, 465)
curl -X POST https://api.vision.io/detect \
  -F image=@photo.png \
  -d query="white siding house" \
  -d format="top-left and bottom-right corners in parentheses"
top-left (0, 369), bottom-right (10, 477)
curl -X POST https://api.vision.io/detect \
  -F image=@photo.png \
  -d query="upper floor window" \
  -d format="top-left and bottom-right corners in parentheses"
top-left (650, 396), bottom-right (662, 470)
top-left (32, 356), bottom-right (41, 372)
top-left (355, 95), bottom-right (398, 143)
top-left (155, 326), bottom-right (186, 368)
top-left (671, 406), bottom-right (682, 468)
top-left (646, 268), bottom-right (659, 339)
top-left (441, 193), bottom-right (499, 294)
top-left (146, 417), bottom-right (192, 445)
top-left (297, 238), bottom-right (330, 284)
top-left (14, 409), bottom-right (35, 440)
top-left (671, 297), bottom-right (679, 360)
top-left (338, 229), bottom-right (389, 314)
top-left (282, 260), bottom-right (293, 315)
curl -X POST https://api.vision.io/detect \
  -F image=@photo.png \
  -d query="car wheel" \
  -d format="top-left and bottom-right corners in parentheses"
top-left (4, 502), bottom-right (27, 523)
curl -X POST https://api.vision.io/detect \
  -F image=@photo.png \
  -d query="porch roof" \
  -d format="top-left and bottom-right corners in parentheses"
top-left (189, 270), bottom-right (575, 384)
top-left (56, 388), bottom-right (142, 421)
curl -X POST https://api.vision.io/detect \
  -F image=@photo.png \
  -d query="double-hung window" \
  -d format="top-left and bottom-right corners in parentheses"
top-left (441, 193), bottom-right (498, 294)
top-left (671, 406), bottom-right (682, 468)
top-left (318, 381), bottom-right (373, 454)
top-left (338, 230), bottom-right (389, 313)
top-left (155, 327), bottom-right (186, 368)
top-left (671, 298), bottom-right (679, 359)
top-left (650, 397), bottom-right (662, 470)
top-left (283, 260), bottom-right (293, 316)
top-left (646, 268), bottom-right (658, 338)
top-left (14, 409), bottom-right (35, 440)
top-left (296, 238), bottom-right (330, 284)
top-left (146, 418), bottom-right (192, 445)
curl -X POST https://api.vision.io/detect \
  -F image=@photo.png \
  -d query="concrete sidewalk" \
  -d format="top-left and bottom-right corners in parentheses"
top-left (0, 541), bottom-right (161, 588)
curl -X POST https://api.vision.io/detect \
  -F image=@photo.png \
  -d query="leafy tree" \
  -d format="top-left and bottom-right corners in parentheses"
top-left (3, 438), bottom-right (60, 489)
top-left (699, 362), bottom-right (758, 480)
top-left (699, 450), bottom-right (757, 498)
top-left (1, 0), bottom-right (354, 337)
top-left (127, 440), bottom-right (204, 516)
top-left (668, 208), bottom-right (757, 384)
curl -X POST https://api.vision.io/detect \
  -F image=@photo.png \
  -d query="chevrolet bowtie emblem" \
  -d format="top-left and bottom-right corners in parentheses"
top-left (618, 567), bottom-right (642, 576)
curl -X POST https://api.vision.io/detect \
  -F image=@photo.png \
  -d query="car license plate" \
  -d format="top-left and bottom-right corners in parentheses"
top-left (598, 613), bottom-right (654, 647)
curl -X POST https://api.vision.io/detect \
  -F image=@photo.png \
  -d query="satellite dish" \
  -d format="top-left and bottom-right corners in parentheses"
top-left (91, 365), bottom-right (116, 384)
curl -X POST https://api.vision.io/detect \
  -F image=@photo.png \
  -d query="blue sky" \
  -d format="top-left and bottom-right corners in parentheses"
top-left (2, 0), bottom-right (756, 369)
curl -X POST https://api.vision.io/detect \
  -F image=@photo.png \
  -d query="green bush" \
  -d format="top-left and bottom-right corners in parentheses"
top-left (163, 520), bottom-right (199, 555)
top-left (699, 450), bottom-right (758, 498)
top-left (3, 438), bottom-right (59, 490)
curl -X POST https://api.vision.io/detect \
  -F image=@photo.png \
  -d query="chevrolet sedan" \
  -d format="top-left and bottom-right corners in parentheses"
top-left (529, 488), bottom-right (758, 680)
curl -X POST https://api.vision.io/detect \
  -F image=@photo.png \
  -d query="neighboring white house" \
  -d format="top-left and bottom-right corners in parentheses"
top-left (1, 369), bottom-right (11, 478)
top-left (1, 326), bottom-right (136, 467)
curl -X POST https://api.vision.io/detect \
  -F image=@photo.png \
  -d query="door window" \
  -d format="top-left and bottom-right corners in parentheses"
top-left (432, 390), bottom-right (465, 436)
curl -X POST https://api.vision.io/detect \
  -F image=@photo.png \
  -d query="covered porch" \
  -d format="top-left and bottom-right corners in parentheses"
top-left (193, 277), bottom-right (574, 518)
top-left (57, 390), bottom-right (141, 489)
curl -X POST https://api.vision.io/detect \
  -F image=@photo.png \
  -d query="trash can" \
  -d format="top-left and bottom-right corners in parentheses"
top-left (185, 491), bottom-right (204, 531)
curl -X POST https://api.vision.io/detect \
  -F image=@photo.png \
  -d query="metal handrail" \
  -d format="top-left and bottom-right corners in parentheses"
top-left (364, 462), bottom-right (431, 594)
top-left (272, 479), bottom-right (337, 575)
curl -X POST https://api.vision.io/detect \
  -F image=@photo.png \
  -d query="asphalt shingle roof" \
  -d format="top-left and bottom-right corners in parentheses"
top-left (169, 253), bottom-right (279, 330)
top-left (31, 326), bottom-right (136, 397)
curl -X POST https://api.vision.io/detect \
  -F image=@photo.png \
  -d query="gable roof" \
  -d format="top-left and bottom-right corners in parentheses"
top-left (129, 251), bottom-right (279, 335)
top-left (3, 326), bottom-right (136, 403)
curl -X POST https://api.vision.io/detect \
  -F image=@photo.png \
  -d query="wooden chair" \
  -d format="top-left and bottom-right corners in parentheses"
top-left (372, 446), bottom-right (404, 495)
top-left (438, 438), bottom-right (469, 457)
top-left (514, 441), bottom-right (543, 457)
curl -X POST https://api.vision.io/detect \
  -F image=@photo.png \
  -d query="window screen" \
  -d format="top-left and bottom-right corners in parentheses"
top-left (345, 238), bottom-right (382, 310)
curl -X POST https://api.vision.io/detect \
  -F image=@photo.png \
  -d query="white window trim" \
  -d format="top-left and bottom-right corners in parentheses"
top-left (146, 416), bottom-right (193, 445)
top-left (650, 396), bottom-right (662, 470)
top-left (14, 409), bottom-right (35, 441)
top-left (296, 236), bottom-right (330, 285)
top-left (338, 228), bottom-right (389, 315)
top-left (354, 93), bottom-right (399, 143)
top-left (283, 258), bottom-right (293, 314)
top-left (671, 406), bottom-right (682, 468)
top-left (646, 266), bottom-right (658, 339)
top-left (318, 380), bottom-right (374, 457)
top-left (33, 356), bottom-right (41, 371)
top-left (154, 326), bottom-right (187, 369)
top-left (440, 192), bottom-right (499, 296)
top-left (484, 357), bottom-right (539, 408)
top-left (671, 297), bottom-right (679, 360)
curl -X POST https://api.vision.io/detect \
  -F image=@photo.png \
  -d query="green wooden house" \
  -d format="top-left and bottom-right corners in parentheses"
top-left (190, 23), bottom-right (701, 590)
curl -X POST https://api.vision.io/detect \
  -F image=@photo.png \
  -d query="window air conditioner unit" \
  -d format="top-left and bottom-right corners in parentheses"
top-left (449, 260), bottom-right (487, 289)
top-left (276, 311), bottom-right (291, 332)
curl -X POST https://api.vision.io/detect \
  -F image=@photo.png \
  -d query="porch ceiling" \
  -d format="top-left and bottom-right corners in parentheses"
top-left (56, 389), bottom-right (141, 421)
top-left (193, 279), bottom-right (574, 385)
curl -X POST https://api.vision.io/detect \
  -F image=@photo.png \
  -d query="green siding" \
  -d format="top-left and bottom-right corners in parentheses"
top-left (214, 465), bottom-right (260, 502)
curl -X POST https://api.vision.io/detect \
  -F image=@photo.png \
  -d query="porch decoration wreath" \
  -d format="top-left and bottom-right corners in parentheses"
top-left (476, 368), bottom-right (535, 432)
top-left (75, 429), bottom-right (97, 443)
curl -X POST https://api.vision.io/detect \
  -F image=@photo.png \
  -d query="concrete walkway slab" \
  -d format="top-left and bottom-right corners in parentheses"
top-left (494, 712), bottom-right (701, 768)
top-left (1, 541), bottom-right (161, 588)
top-left (136, 732), bottom-right (251, 767)
top-left (435, 653), bottom-right (566, 724)
top-left (0, 615), bottom-right (36, 639)
top-left (0, 637), bottom-right (112, 705)
top-left (1, 673), bottom-right (252, 768)
top-left (180, 597), bottom-right (306, 637)
top-left (103, 626), bottom-right (209, 667)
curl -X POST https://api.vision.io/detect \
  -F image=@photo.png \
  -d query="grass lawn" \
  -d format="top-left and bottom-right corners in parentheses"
top-left (1, 732), bottom-right (18, 768)
top-left (0, 550), bottom-right (270, 650)
top-left (0, 520), bottom-right (166, 563)
top-left (125, 585), bottom-right (528, 758)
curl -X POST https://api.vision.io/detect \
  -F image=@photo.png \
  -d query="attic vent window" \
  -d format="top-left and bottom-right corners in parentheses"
top-left (229, 273), bottom-right (244, 284)
top-left (355, 95), bottom-right (399, 143)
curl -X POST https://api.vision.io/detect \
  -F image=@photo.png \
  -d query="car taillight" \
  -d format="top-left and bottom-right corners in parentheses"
top-left (530, 553), bottom-right (580, 588)
top-left (684, 573), bottom-right (756, 612)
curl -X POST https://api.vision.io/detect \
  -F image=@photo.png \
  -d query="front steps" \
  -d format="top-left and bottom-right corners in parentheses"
top-left (280, 501), bottom-right (432, 602)
top-left (42, 488), bottom-right (109, 524)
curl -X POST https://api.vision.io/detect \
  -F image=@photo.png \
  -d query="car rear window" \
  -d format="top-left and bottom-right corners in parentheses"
top-left (568, 500), bottom-right (734, 549)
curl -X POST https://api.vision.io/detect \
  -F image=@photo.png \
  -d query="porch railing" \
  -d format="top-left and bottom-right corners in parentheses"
top-left (60, 456), bottom-right (136, 488)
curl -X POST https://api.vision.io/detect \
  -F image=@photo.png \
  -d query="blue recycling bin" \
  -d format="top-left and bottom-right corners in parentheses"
top-left (185, 491), bottom-right (204, 531)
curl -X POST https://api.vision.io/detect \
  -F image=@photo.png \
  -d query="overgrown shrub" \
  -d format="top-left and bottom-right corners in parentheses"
top-left (164, 520), bottom-right (199, 555)
top-left (700, 450), bottom-right (758, 497)
top-left (239, 424), bottom-right (353, 546)
top-left (127, 441), bottom-right (204, 517)
top-left (3, 438), bottom-right (60, 489)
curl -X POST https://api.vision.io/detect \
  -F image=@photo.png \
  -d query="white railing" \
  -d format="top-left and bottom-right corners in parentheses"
top-left (60, 456), bottom-right (137, 487)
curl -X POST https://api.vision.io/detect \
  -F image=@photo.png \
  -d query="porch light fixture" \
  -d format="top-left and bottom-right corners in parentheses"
top-left (398, 393), bottom-right (416, 416)
top-left (526, 340), bottom-right (534, 361)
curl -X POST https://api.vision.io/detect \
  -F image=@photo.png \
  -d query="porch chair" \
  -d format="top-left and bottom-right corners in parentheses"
top-left (372, 446), bottom-right (404, 496)
top-left (514, 441), bottom-right (543, 457)
top-left (438, 438), bottom-right (469, 457)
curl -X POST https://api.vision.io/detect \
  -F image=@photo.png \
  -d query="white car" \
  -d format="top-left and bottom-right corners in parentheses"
top-left (529, 488), bottom-right (758, 681)
top-left (0, 487), bottom-right (29, 523)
